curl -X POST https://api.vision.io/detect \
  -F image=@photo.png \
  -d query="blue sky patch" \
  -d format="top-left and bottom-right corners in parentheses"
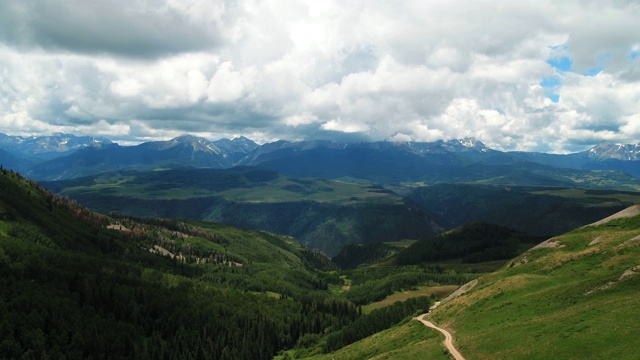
top-left (542, 51), bottom-right (573, 102)
top-left (582, 66), bottom-right (602, 76)
top-left (547, 56), bottom-right (572, 72)
top-left (540, 77), bottom-right (560, 87)
top-left (546, 93), bottom-right (560, 103)
top-left (540, 76), bottom-right (560, 103)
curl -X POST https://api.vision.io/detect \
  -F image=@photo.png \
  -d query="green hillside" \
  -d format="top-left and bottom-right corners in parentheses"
top-left (296, 317), bottom-right (450, 360)
top-left (394, 222), bottom-right (541, 265)
top-left (0, 169), bottom-right (362, 359)
top-left (9, 163), bottom-right (638, 359)
top-left (306, 207), bottom-right (640, 359)
top-left (407, 184), bottom-right (639, 237)
top-left (42, 168), bottom-right (442, 255)
top-left (430, 205), bottom-right (640, 359)
top-left (2, 169), bottom-right (459, 359)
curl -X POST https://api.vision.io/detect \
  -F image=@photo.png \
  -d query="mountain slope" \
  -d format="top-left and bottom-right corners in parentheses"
top-left (407, 184), bottom-right (639, 236)
top-left (28, 136), bottom-right (231, 180)
top-left (27, 135), bottom-right (258, 180)
top-left (394, 222), bottom-right (540, 265)
top-left (238, 140), bottom-right (640, 188)
top-left (0, 132), bottom-right (112, 160)
top-left (429, 205), bottom-right (640, 359)
top-left (507, 142), bottom-right (640, 176)
top-left (212, 136), bottom-right (260, 163)
top-left (19, 133), bottom-right (640, 187)
top-left (0, 149), bottom-right (37, 174)
top-left (315, 206), bottom-right (640, 359)
top-left (586, 142), bottom-right (640, 160)
top-left (0, 170), bottom-right (362, 359)
top-left (41, 168), bottom-right (444, 256)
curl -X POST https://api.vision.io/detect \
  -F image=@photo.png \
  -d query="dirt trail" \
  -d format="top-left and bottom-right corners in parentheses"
top-left (414, 279), bottom-right (478, 360)
top-left (415, 314), bottom-right (465, 360)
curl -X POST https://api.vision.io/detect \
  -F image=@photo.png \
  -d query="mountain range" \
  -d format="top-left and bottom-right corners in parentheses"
top-left (0, 133), bottom-right (639, 185)
top-left (0, 132), bottom-right (113, 160)
top-left (2, 132), bottom-right (637, 257)
top-left (2, 133), bottom-right (640, 358)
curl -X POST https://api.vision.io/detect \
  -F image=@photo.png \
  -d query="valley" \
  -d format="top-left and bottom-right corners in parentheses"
top-left (1, 132), bottom-right (639, 359)
top-left (41, 167), bottom-right (640, 259)
top-left (3, 2), bottom-right (640, 359)
top-left (41, 167), bottom-right (441, 256)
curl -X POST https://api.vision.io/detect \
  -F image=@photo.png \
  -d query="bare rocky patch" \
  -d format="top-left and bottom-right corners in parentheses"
top-left (107, 223), bottom-right (130, 232)
top-left (620, 265), bottom-right (640, 279)
top-left (585, 265), bottom-right (640, 295)
top-left (530, 238), bottom-right (565, 250)
top-left (588, 236), bottom-right (604, 246)
top-left (616, 234), bottom-right (640, 249)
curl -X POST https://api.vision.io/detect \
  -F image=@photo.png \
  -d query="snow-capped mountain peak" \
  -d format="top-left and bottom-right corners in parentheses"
top-left (587, 141), bottom-right (640, 160)
top-left (442, 137), bottom-right (489, 152)
top-left (0, 132), bottom-right (112, 157)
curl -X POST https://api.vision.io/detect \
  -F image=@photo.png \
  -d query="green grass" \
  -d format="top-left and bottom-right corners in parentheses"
top-left (362, 285), bottom-right (458, 314)
top-left (430, 258), bottom-right (513, 274)
top-left (383, 239), bottom-right (418, 248)
top-left (298, 320), bottom-right (451, 360)
top-left (431, 212), bottom-right (640, 359)
top-left (0, 220), bottom-right (10, 237)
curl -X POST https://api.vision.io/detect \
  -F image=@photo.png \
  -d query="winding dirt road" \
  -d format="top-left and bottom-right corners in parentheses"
top-left (415, 314), bottom-right (465, 360)
top-left (414, 279), bottom-right (477, 360)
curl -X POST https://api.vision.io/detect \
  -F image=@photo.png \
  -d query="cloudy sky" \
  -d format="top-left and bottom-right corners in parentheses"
top-left (1, 0), bottom-right (639, 152)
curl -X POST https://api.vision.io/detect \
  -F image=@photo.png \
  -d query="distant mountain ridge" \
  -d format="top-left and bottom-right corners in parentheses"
top-left (23, 134), bottom-right (259, 180)
top-left (234, 138), bottom-right (640, 187)
top-left (587, 141), bottom-right (640, 160)
top-left (0, 132), bottom-right (112, 159)
top-left (0, 132), bottom-right (638, 183)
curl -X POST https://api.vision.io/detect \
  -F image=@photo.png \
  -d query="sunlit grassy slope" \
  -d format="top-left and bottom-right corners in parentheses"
top-left (312, 206), bottom-right (640, 359)
top-left (432, 205), bottom-right (640, 359)
top-left (362, 285), bottom-right (458, 314)
top-left (298, 320), bottom-right (451, 360)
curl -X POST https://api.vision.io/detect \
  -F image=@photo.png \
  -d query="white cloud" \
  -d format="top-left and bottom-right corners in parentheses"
top-left (0, 0), bottom-right (639, 152)
top-left (621, 114), bottom-right (640, 137)
top-left (321, 119), bottom-right (368, 133)
top-left (283, 113), bottom-right (318, 127)
top-left (206, 62), bottom-right (247, 103)
top-left (0, 0), bottom-right (224, 58)
top-left (110, 76), bottom-right (142, 97)
top-left (75, 119), bottom-right (131, 137)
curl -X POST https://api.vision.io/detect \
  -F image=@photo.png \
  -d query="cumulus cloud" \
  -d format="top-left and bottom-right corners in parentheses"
top-left (0, 0), bottom-right (223, 58)
top-left (0, 0), bottom-right (639, 152)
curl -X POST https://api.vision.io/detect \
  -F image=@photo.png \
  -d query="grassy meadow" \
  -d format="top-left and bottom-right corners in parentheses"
top-left (362, 285), bottom-right (459, 314)
top-left (296, 320), bottom-right (451, 360)
top-left (431, 210), bottom-right (640, 359)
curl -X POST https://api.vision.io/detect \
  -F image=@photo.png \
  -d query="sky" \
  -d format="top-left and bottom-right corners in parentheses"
top-left (0, 0), bottom-right (639, 153)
